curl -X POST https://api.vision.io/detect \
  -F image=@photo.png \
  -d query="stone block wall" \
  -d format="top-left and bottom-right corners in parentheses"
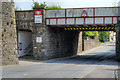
top-left (16, 10), bottom-right (102, 60)
top-left (116, 24), bottom-right (120, 61)
top-left (0, 1), bottom-right (2, 66)
top-left (15, 10), bottom-right (46, 59)
top-left (15, 10), bottom-right (35, 56)
top-left (77, 32), bottom-right (82, 54)
top-left (110, 31), bottom-right (116, 42)
top-left (2, 2), bottom-right (19, 65)
top-left (116, 6), bottom-right (120, 61)
top-left (16, 10), bottom-right (82, 60)
top-left (15, 10), bottom-right (81, 59)
top-left (32, 26), bottom-right (46, 59)
top-left (83, 39), bottom-right (100, 51)
top-left (15, 10), bottom-right (34, 31)
top-left (1, 4), bottom-right (120, 64)
top-left (16, 10), bottom-right (103, 60)
top-left (43, 27), bottom-right (80, 59)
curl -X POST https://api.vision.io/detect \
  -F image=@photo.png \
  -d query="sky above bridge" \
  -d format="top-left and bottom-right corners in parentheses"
top-left (14, 0), bottom-right (120, 10)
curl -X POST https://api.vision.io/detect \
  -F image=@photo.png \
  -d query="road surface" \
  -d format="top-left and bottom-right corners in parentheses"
top-left (2, 42), bottom-right (118, 78)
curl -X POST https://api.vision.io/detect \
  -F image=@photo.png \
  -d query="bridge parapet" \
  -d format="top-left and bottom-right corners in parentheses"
top-left (45, 7), bottom-right (120, 26)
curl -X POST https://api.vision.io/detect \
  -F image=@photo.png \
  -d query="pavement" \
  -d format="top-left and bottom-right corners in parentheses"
top-left (2, 42), bottom-right (119, 78)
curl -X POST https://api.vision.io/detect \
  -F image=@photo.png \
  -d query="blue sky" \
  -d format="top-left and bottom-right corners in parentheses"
top-left (14, 0), bottom-right (120, 10)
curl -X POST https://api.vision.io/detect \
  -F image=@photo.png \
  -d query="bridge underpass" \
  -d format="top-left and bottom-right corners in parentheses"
top-left (3, 42), bottom-right (118, 78)
top-left (15, 7), bottom-right (120, 61)
top-left (44, 26), bottom-right (80, 59)
top-left (2, 2), bottom-right (120, 78)
top-left (43, 7), bottom-right (120, 61)
top-left (44, 25), bottom-right (116, 60)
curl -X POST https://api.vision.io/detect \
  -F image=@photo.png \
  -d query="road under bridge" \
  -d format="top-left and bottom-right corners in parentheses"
top-left (15, 7), bottom-right (120, 61)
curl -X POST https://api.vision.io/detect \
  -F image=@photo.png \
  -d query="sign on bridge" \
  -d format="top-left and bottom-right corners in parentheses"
top-left (45, 7), bottom-right (119, 26)
top-left (81, 10), bottom-right (88, 17)
top-left (35, 10), bottom-right (42, 24)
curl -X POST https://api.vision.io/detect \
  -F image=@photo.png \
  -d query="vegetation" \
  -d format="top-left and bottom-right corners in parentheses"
top-left (46, 5), bottom-right (61, 9)
top-left (32, 0), bottom-right (61, 9)
top-left (99, 31), bottom-right (110, 42)
top-left (83, 31), bottom-right (110, 43)
top-left (32, 1), bottom-right (47, 9)
top-left (82, 31), bottom-right (99, 39)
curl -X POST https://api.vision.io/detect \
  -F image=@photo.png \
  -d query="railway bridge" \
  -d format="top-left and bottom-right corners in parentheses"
top-left (2, 1), bottom-right (120, 65)
top-left (37, 7), bottom-right (120, 60)
top-left (16, 7), bottom-right (120, 60)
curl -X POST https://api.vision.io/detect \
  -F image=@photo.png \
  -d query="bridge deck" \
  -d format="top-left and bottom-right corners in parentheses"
top-left (45, 7), bottom-right (120, 26)
top-left (48, 24), bottom-right (116, 31)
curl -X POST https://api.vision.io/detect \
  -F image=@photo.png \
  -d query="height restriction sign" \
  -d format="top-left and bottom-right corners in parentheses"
top-left (34, 10), bottom-right (42, 24)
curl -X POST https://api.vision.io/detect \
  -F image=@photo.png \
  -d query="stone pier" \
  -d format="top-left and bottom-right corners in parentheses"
top-left (43, 27), bottom-right (80, 59)
top-left (116, 24), bottom-right (120, 61)
top-left (116, 6), bottom-right (120, 61)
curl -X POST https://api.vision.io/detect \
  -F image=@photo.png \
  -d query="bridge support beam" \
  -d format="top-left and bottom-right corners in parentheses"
top-left (116, 24), bottom-right (120, 61)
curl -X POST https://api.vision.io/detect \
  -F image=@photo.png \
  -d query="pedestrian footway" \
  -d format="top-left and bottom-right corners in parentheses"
top-left (18, 30), bottom-right (33, 57)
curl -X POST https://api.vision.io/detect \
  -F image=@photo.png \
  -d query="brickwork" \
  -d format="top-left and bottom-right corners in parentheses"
top-left (2, 2), bottom-right (19, 65)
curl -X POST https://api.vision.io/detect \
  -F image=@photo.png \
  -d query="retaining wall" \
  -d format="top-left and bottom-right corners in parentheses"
top-left (2, 2), bottom-right (19, 65)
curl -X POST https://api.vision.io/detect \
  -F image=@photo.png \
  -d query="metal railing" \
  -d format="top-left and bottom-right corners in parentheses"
top-left (24, 42), bottom-right (33, 54)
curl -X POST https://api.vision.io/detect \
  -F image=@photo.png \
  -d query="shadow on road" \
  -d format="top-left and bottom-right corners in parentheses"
top-left (44, 52), bottom-right (117, 66)
top-left (19, 52), bottom-right (117, 66)
top-left (19, 42), bottom-right (118, 66)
